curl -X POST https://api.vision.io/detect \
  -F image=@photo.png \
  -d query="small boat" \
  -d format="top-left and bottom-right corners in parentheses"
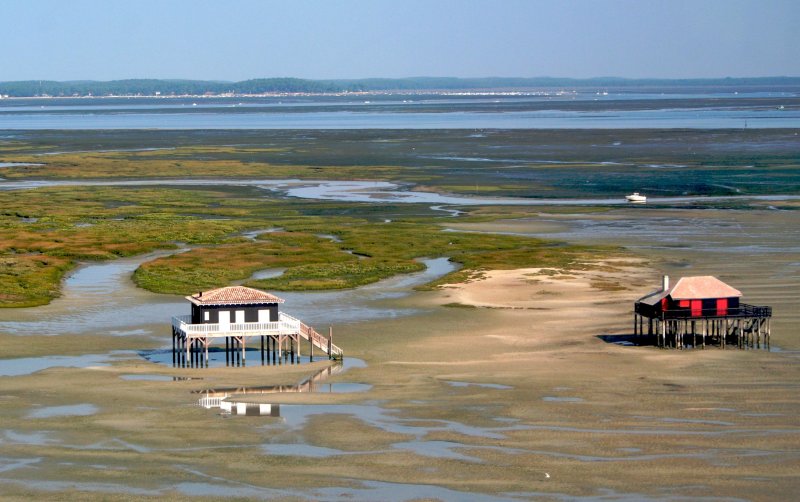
top-left (626, 192), bottom-right (647, 203)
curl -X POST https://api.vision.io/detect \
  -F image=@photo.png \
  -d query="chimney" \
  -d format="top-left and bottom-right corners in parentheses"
top-left (662, 275), bottom-right (670, 292)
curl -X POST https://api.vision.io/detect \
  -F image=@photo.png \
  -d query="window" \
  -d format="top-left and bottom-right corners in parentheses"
top-left (203, 311), bottom-right (210, 321)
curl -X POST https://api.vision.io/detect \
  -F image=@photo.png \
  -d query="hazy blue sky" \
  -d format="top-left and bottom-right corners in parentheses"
top-left (2, 0), bottom-right (798, 81)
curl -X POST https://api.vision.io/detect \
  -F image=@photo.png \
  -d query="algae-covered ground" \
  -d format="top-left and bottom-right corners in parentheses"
top-left (2, 128), bottom-right (799, 197)
top-left (2, 128), bottom-right (798, 306)
top-left (0, 182), bottom-right (612, 306)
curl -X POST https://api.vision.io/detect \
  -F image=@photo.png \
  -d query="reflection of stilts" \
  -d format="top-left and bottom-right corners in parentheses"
top-left (195, 360), bottom-right (345, 415)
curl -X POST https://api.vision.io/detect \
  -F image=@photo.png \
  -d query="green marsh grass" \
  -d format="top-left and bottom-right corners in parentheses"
top-left (0, 177), bottom-right (619, 305)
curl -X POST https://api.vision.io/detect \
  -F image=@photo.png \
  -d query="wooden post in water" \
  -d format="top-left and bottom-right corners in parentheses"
top-left (737, 319), bottom-right (742, 349)
top-left (766, 319), bottom-right (771, 348)
top-left (756, 320), bottom-right (761, 348)
top-left (702, 320), bottom-right (706, 349)
top-left (261, 335), bottom-right (265, 365)
top-left (328, 327), bottom-right (333, 359)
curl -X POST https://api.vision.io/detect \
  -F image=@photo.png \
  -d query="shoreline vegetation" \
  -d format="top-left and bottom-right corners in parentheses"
top-left (0, 181), bottom-right (618, 307)
top-left (1, 75), bottom-right (799, 98)
top-left (1, 127), bottom-right (797, 307)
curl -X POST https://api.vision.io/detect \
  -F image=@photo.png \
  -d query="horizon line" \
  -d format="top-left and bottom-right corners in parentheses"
top-left (3, 75), bottom-right (800, 84)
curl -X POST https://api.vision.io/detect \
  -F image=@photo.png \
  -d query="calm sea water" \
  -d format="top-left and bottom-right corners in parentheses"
top-left (0, 92), bottom-right (797, 129)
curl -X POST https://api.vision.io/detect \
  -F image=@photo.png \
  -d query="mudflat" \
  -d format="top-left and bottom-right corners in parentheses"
top-left (0, 127), bottom-right (798, 499)
top-left (1, 248), bottom-right (798, 500)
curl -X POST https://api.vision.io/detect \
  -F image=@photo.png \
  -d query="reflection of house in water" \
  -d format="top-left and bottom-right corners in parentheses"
top-left (171, 286), bottom-right (342, 368)
top-left (634, 275), bottom-right (772, 349)
top-left (195, 361), bottom-right (344, 416)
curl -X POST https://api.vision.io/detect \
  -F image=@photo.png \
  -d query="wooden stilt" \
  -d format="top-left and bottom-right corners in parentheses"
top-left (702, 320), bottom-right (706, 349)
top-left (767, 319), bottom-right (771, 348)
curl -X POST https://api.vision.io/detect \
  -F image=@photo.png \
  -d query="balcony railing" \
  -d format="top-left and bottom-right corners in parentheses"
top-left (172, 312), bottom-right (301, 337)
top-left (635, 303), bottom-right (772, 319)
top-left (172, 312), bottom-right (342, 357)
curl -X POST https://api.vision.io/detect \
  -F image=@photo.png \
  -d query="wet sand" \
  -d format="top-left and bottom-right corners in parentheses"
top-left (0, 209), bottom-right (799, 500)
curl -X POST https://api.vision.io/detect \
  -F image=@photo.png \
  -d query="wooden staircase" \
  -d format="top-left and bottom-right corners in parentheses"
top-left (293, 316), bottom-right (343, 359)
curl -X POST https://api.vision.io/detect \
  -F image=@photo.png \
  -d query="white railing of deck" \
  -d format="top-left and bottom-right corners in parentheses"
top-left (172, 312), bottom-right (342, 357)
top-left (172, 313), bottom-right (299, 337)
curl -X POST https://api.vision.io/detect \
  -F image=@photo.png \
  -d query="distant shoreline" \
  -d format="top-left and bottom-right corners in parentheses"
top-left (0, 89), bottom-right (573, 100)
top-left (1, 76), bottom-right (799, 99)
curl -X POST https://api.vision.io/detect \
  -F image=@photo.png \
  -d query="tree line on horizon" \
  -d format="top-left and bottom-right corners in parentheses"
top-left (0, 76), bottom-right (798, 97)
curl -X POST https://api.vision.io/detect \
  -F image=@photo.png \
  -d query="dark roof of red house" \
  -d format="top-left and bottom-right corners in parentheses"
top-left (637, 289), bottom-right (669, 306)
top-left (186, 286), bottom-right (285, 306)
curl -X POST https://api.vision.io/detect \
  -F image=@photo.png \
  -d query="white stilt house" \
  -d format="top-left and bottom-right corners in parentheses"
top-left (171, 286), bottom-right (342, 367)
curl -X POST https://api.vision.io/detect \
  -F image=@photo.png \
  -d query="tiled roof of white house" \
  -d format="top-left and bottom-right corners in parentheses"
top-left (186, 286), bottom-right (285, 306)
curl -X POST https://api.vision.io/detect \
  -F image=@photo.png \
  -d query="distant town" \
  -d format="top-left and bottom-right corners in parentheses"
top-left (1, 76), bottom-right (798, 99)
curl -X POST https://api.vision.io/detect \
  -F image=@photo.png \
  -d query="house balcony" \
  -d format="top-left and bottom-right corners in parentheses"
top-left (171, 311), bottom-right (342, 358)
top-left (635, 303), bottom-right (772, 320)
top-left (172, 311), bottom-right (301, 339)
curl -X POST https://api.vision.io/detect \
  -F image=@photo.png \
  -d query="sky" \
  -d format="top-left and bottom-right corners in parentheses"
top-left (1, 0), bottom-right (798, 81)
